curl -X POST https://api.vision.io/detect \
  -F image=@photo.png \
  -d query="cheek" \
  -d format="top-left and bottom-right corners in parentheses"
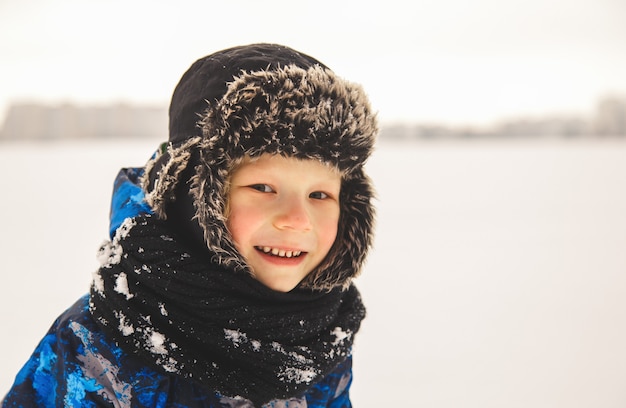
top-left (226, 206), bottom-right (256, 247)
top-left (317, 212), bottom-right (340, 253)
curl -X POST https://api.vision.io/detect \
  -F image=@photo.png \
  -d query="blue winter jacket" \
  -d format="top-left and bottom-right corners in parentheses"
top-left (2, 168), bottom-right (354, 407)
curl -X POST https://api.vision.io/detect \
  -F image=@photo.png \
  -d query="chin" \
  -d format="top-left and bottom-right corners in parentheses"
top-left (263, 280), bottom-right (300, 293)
top-left (254, 274), bottom-right (304, 293)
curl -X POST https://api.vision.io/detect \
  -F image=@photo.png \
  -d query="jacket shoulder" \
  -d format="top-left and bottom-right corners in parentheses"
top-left (2, 296), bottom-right (230, 407)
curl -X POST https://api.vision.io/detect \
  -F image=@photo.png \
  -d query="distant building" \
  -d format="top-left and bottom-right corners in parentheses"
top-left (2, 96), bottom-right (625, 142)
top-left (380, 96), bottom-right (626, 140)
top-left (593, 97), bottom-right (626, 136)
top-left (0, 103), bottom-right (168, 141)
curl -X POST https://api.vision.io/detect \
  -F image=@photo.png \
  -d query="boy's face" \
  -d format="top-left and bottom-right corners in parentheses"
top-left (226, 154), bottom-right (341, 292)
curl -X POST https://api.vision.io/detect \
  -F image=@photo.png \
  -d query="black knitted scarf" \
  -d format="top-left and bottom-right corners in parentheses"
top-left (89, 214), bottom-right (365, 406)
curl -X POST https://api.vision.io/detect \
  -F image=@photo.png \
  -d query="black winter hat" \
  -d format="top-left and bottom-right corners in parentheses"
top-left (169, 44), bottom-right (327, 144)
top-left (143, 43), bottom-right (377, 290)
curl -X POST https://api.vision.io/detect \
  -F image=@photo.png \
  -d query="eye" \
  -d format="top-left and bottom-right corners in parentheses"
top-left (248, 184), bottom-right (274, 193)
top-left (309, 191), bottom-right (329, 200)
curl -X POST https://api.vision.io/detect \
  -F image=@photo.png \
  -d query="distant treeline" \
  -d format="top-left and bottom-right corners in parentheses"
top-left (384, 96), bottom-right (626, 140)
top-left (1, 96), bottom-right (625, 141)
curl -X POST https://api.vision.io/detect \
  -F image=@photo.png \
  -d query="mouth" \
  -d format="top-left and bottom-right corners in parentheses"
top-left (255, 246), bottom-right (305, 259)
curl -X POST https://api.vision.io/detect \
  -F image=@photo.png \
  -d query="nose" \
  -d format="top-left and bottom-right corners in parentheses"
top-left (273, 196), bottom-right (312, 231)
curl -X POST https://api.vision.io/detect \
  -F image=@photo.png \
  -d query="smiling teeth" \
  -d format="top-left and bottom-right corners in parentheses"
top-left (258, 246), bottom-right (302, 258)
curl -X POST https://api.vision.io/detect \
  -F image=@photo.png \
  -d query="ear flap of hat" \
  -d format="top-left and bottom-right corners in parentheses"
top-left (143, 137), bottom-right (201, 219)
top-left (301, 168), bottom-right (376, 290)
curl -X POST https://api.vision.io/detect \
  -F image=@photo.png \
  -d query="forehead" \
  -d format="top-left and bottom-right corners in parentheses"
top-left (230, 154), bottom-right (343, 179)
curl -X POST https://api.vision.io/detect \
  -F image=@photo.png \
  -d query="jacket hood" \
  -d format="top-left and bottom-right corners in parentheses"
top-left (143, 43), bottom-right (377, 291)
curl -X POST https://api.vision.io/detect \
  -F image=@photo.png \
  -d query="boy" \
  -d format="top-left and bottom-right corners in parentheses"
top-left (3, 43), bottom-right (377, 407)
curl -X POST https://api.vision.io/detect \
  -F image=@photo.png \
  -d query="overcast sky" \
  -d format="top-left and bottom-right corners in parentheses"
top-left (1, 0), bottom-right (625, 126)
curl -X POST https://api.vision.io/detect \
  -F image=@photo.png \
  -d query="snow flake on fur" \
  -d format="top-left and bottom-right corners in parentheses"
top-left (279, 366), bottom-right (319, 385)
top-left (96, 240), bottom-right (123, 268)
top-left (114, 272), bottom-right (134, 300)
top-left (224, 328), bottom-right (248, 348)
top-left (114, 310), bottom-right (135, 336)
top-left (97, 217), bottom-right (136, 268)
top-left (330, 327), bottom-right (351, 346)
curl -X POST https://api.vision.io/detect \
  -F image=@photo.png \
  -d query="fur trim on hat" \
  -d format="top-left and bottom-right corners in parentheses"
top-left (144, 51), bottom-right (377, 291)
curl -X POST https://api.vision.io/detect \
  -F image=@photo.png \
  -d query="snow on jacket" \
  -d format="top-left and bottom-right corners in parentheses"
top-left (1, 167), bottom-right (354, 407)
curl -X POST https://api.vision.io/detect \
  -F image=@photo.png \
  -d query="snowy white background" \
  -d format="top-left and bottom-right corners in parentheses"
top-left (1, 138), bottom-right (625, 407)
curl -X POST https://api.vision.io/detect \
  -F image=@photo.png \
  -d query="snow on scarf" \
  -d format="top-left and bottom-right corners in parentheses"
top-left (89, 212), bottom-right (365, 406)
